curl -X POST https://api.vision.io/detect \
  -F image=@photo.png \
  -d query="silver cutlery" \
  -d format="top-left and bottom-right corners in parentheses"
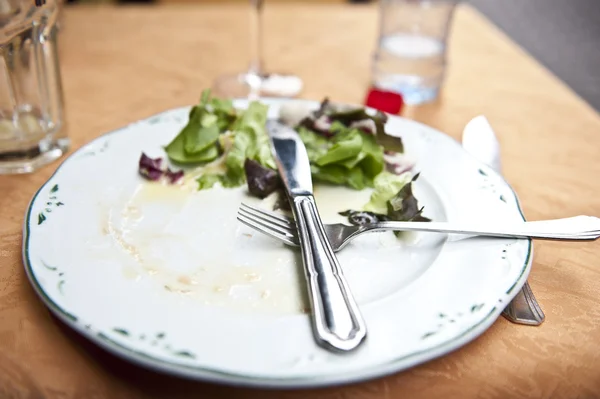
top-left (267, 120), bottom-right (367, 352)
top-left (238, 202), bottom-right (600, 250)
top-left (462, 116), bottom-right (545, 325)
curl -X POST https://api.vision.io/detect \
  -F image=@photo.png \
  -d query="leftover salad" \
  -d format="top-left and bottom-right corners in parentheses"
top-left (138, 90), bottom-right (430, 228)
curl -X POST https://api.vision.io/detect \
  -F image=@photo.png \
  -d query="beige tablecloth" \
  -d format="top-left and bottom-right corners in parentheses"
top-left (1, 3), bottom-right (599, 398)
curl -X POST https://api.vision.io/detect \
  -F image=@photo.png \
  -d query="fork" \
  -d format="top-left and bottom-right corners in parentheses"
top-left (237, 203), bottom-right (600, 251)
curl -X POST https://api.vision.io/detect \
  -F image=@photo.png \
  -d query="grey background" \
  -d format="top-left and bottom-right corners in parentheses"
top-left (469, 0), bottom-right (600, 111)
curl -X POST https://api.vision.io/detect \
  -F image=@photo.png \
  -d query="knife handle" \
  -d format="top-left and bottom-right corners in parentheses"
top-left (291, 195), bottom-right (367, 352)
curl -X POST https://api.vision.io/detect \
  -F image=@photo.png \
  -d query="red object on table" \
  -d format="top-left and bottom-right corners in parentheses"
top-left (364, 87), bottom-right (404, 115)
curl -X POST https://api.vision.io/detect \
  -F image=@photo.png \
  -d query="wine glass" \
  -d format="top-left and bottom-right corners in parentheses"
top-left (212, 0), bottom-right (303, 99)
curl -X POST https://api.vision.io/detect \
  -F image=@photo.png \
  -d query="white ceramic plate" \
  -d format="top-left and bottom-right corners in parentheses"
top-left (23, 99), bottom-right (531, 388)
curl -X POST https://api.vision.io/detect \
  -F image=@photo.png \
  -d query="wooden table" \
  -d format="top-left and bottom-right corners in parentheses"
top-left (1, 3), bottom-right (600, 398)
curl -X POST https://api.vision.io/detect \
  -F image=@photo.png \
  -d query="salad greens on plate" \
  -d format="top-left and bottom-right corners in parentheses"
top-left (138, 90), bottom-right (430, 227)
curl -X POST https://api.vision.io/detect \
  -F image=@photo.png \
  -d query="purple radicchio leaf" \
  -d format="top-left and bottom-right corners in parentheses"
top-left (387, 173), bottom-right (431, 223)
top-left (165, 168), bottom-right (184, 184)
top-left (139, 152), bottom-right (184, 184)
top-left (244, 159), bottom-right (281, 199)
top-left (139, 152), bottom-right (164, 181)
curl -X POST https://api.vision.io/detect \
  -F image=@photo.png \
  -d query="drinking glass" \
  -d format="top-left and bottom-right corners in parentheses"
top-left (372, 0), bottom-right (458, 105)
top-left (212, 0), bottom-right (303, 99)
top-left (0, 0), bottom-right (68, 174)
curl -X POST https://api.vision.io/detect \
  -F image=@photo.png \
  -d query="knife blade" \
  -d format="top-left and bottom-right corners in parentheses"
top-left (462, 115), bottom-right (502, 172)
top-left (461, 115), bottom-right (545, 326)
top-left (267, 120), bottom-right (367, 352)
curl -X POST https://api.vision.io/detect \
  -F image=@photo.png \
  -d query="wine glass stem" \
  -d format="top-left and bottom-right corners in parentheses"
top-left (249, 0), bottom-right (264, 76)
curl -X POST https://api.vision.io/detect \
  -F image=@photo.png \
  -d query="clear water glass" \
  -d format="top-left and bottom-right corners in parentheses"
top-left (0, 0), bottom-right (68, 174)
top-left (372, 0), bottom-right (458, 105)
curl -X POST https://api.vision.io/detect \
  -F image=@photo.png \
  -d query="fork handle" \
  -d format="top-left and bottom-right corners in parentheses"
top-left (365, 216), bottom-right (600, 240)
top-left (291, 195), bottom-right (367, 352)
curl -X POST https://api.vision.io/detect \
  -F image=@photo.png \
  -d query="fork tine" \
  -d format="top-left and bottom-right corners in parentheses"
top-left (238, 208), bottom-right (296, 237)
top-left (237, 212), bottom-right (299, 247)
top-left (240, 202), bottom-right (294, 229)
top-left (238, 207), bottom-right (293, 233)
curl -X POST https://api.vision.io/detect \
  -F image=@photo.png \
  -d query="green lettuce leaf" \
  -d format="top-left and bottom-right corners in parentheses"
top-left (313, 123), bottom-right (383, 186)
top-left (338, 152), bottom-right (366, 170)
top-left (224, 101), bottom-right (273, 178)
top-left (346, 167), bottom-right (368, 190)
top-left (315, 129), bottom-right (362, 166)
top-left (165, 132), bottom-right (220, 164)
top-left (358, 131), bottom-right (384, 177)
top-left (194, 100), bottom-right (272, 190)
top-left (363, 171), bottom-right (412, 214)
top-left (209, 97), bottom-right (237, 131)
top-left (327, 107), bottom-right (403, 153)
top-left (196, 172), bottom-right (244, 191)
top-left (219, 172), bottom-right (245, 188)
top-left (196, 174), bottom-right (222, 190)
top-left (225, 129), bottom-right (253, 178)
top-left (165, 89), bottom-right (227, 164)
top-left (298, 127), bottom-right (330, 162)
top-left (183, 113), bottom-right (219, 154)
top-left (311, 164), bottom-right (369, 190)
top-left (254, 132), bottom-right (276, 170)
top-left (310, 164), bottom-right (346, 185)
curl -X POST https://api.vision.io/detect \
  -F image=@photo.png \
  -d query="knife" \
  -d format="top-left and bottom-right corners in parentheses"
top-left (462, 116), bottom-right (502, 172)
top-left (462, 116), bottom-right (545, 326)
top-left (267, 120), bottom-right (367, 352)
